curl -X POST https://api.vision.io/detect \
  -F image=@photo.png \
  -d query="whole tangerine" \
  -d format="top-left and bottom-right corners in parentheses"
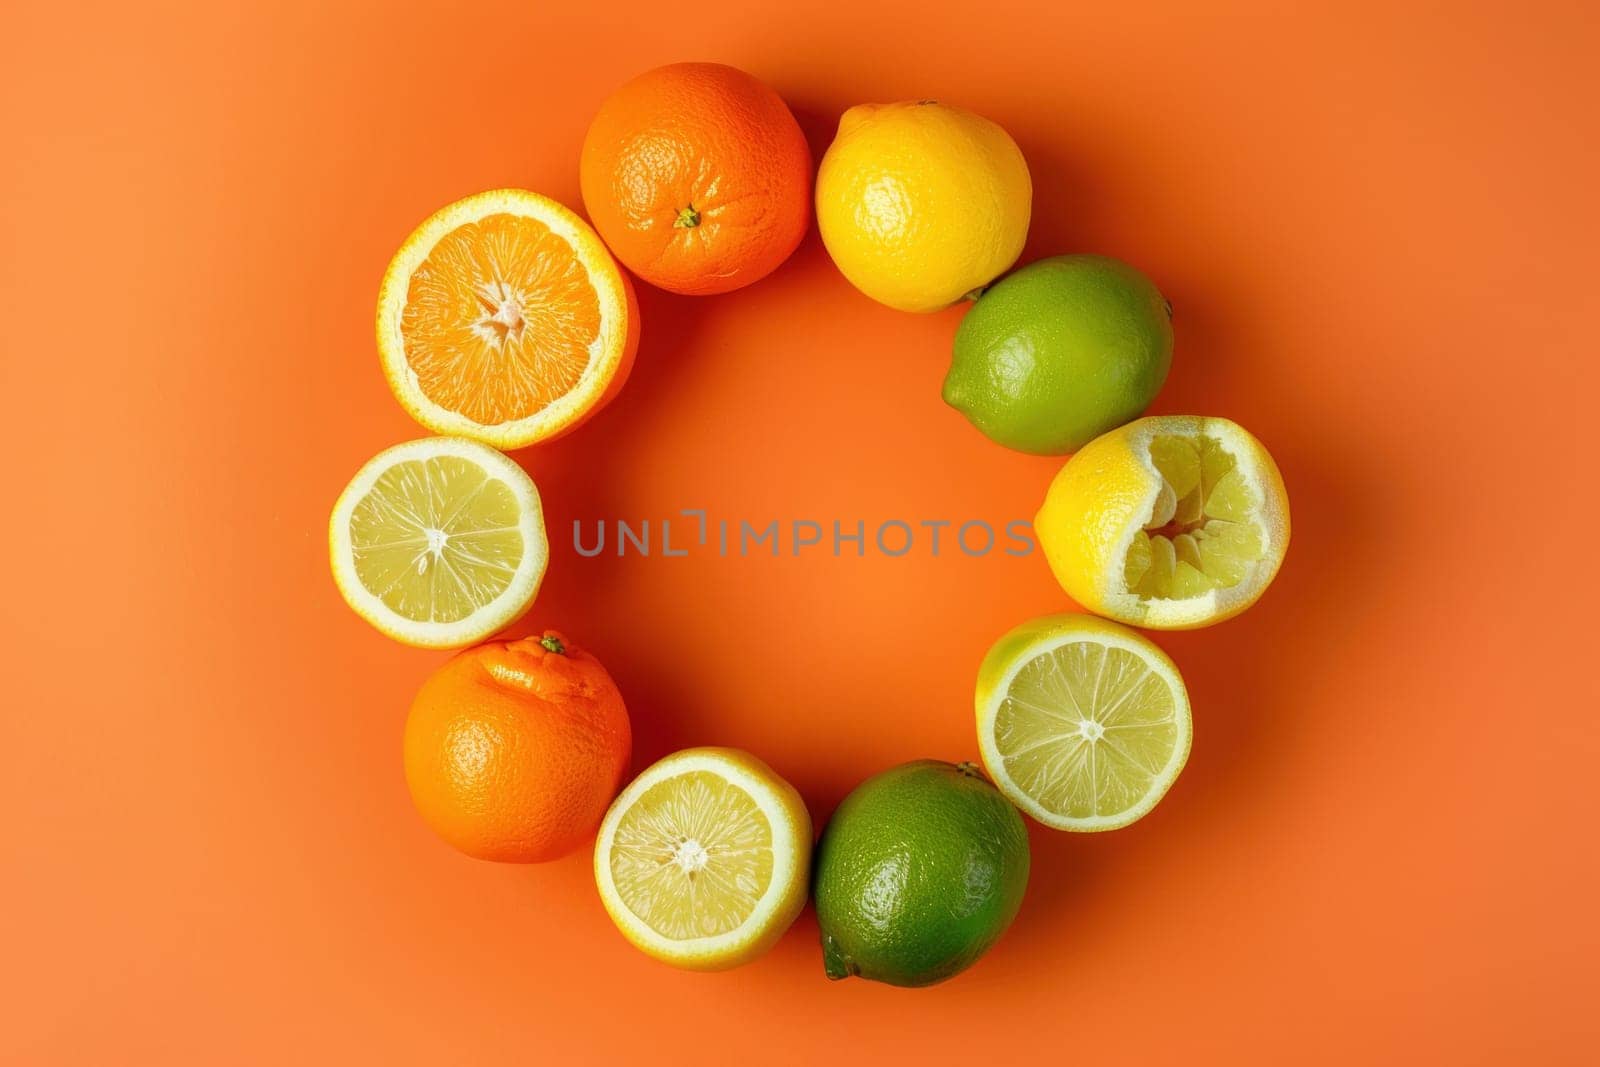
top-left (403, 631), bottom-right (631, 862)
top-left (580, 62), bottom-right (812, 296)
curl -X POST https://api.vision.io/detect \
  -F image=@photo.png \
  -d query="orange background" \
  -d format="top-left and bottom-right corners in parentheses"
top-left (3, 2), bottom-right (1594, 1062)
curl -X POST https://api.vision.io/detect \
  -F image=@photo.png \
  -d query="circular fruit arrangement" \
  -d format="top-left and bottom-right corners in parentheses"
top-left (329, 61), bottom-right (1292, 987)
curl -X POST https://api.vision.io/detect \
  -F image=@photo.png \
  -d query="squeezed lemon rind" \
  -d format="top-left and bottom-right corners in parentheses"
top-left (1097, 416), bottom-right (1289, 629)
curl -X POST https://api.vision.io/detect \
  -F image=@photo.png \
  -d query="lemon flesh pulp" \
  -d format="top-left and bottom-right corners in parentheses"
top-left (1123, 434), bottom-right (1265, 601)
top-left (993, 641), bottom-right (1181, 822)
top-left (608, 771), bottom-right (775, 940)
top-left (347, 455), bottom-right (525, 623)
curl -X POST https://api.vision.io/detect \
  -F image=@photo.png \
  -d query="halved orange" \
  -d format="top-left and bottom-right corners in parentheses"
top-left (376, 189), bottom-right (639, 448)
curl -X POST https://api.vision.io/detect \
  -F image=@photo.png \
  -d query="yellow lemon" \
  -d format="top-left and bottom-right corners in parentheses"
top-left (594, 747), bottom-right (811, 971)
top-left (815, 101), bottom-right (1031, 313)
top-left (1034, 416), bottom-right (1290, 629)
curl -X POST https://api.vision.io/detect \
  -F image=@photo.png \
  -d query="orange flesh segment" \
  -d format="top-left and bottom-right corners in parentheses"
top-left (400, 213), bottom-right (600, 426)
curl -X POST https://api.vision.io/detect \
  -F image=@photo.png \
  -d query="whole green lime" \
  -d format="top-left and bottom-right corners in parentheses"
top-left (812, 760), bottom-right (1029, 987)
top-left (943, 254), bottom-right (1173, 455)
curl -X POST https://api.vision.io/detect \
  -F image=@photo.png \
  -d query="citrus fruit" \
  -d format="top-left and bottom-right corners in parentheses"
top-left (580, 62), bottom-right (812, 296)
top-left (403, 630), bottom-right (631, 862)
top-left (815, 100), bottom-right (1031, 313)
top-left (376, 188), bottom-right (639, 449)
top-left (328, 437), bottom-right (548, 648)
top-left (975, 613), bottom-right (1191, 831)
top-left (944, 254), bottom-right (1174, 454)
top-left (1035, 416), bottom-right (1290, 629)
top-left (812, 760), bottom-right (1029, 987)
top-left (594, 747), bottom-right (811, 971)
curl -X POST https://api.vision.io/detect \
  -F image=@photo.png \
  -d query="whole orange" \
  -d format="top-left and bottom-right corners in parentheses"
top-left (580, 62), bottom-right (812, 296)
top-left (403, 631), bottom-right (631, 862)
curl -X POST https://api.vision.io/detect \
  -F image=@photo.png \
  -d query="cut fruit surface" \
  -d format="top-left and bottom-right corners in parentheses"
top-left (377, 189), bottom-right (639, 449)
top-left (1035, 415), bottom-right (1290, 629)
top-left (594, 748), bottom-right (811, 971)
top-left (1124, 433), bottom-right (1265, 597)
top-left (328, 437), bottom-right (547, 648)
top-left (975, 613), bottom-right (1191, 831)
top-left (609, 771), bottom-right (773, 940)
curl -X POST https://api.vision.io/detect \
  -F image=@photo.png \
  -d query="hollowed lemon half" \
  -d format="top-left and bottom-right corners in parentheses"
top-left (1035, 415), bottom-right (1290, 629)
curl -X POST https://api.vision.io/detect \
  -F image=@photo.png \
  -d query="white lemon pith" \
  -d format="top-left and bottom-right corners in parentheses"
top-left (594, 748), bottom-right (811, 971)
top-left (328, 437), bottom-right (547, 648)
top-left (1035, 416), bottom-right (1290, 629)
top-left (976, 614), bottom-right (1191, 831)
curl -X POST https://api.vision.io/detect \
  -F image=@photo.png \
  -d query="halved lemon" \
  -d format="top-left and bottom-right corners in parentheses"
top-left (328, 437), bottom-right (547, 648)
top-left (377, 189), bottom-right (639, 449)
top-left (1034, 415), bottom-right (1290, 629)
top-left (594, 747), bottom-right (811, 971)
top-left (976, 613), bottom-right (1191, 831)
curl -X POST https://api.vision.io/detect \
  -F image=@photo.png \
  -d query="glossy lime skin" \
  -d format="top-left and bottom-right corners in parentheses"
top-left (943, 254), bottom-right (1173, 455)
top-left (812, 760), bottom-right (1029, 987)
